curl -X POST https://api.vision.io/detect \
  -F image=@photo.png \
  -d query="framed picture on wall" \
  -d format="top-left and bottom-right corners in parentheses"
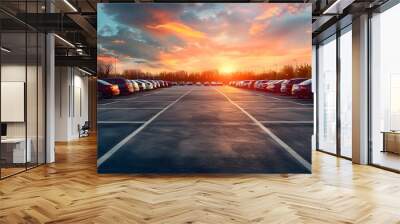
top-left (96, 3), bottom-right (313, 174)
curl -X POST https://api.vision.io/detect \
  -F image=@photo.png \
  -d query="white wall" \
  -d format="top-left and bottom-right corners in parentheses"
top-left (55, 67), bottom-right (89, 141)
top-left (1, 65), bottom-right (26, 141)
top-left (55, 66), bottom-right (70, 141)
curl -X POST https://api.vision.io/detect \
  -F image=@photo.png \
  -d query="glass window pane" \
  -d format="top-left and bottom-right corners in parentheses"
top-left (340, 28), bottom-right (352, 158)
top-left (318, 36), bottom-right (337, 154)
top-left (38, 33), bottom-right (45, 165)
top-left (371, 4), bottom-right (400, 171)
top-left (1, 31), bottom-right (27, 177)
top-left (0, 1), bottom-right (46, 179)
top-left (27, 31), bottom-right (38, 169)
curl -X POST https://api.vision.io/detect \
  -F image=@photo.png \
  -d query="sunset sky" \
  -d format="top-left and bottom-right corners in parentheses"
top-left (98, 3), bottom-right (311, 74)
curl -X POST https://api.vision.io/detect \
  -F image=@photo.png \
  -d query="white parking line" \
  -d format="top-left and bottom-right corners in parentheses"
top-left (232, 89), bottom-right (284, 100)
top-left (98, 121), bottom-right (146, 124)
top-left (105, 100), bottom-right (174, 103)
top-left (102, 92), bottom-right (165, 101)
top-left (121, 100), bottom-right (174, 103)
top-left (259, 121), bottom-right (313, 124)
top-left (242, 107), bottom-right (313, 110)
top-left (97, 107), bottom-right (165, 110)
top-left (228, 87), bottom-right (315, 105)
top-left (158, 121), bottom-right (258, 126)
top-left (233, 98), bottom-right (313, 106)
top-left (291, 102), bottom-right (314, 106)
top-left (97, 89), bottom-right (193, 167)
top-left (233, 101), bottom-right (281, 103)
top-left (215, 87), bottom-right (311, 172)
top-left (98, 101), bottom-right (120, 106)
top-left (255, 95), bottom-right (283, 101)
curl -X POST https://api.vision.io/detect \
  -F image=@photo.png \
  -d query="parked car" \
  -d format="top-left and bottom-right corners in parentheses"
top-left (248, 80), bottom-right (257, 89)
top-left (292, 79), bottom-right (312, 98)
top-left (240, 80), bottom-right (252, 88)
top-left (237, 81), bottom-right (245, 87)
top-left (186, 81), bottom-right (193, 85)
top-left (161, 80), bottom-right (169, 87)
top-left (97, 79), bottom-right (120, 98)
top-left (216, 82), bottom-right (223, 86)
top-left (266, 80), bottom-right (285, 93)
top-left (254, 80), bottom-right (269, 90)
top-left (134, 80), bottom-right (147, 91)
top-left (196, 82), bottom-right (202, 86)
top-left (159, 80), bottom-right (167, 87)
top-left (102, 78), bottom-right (134, 95)
top-left (145, 80), bottom-right (155, 89)
top-left (130, 80), bottom-right (140, 92)
top-left (204, 81), bottom-right (210, 86)
top-left (280, 78), bottom-right (308, 95)
top-left (148, 80), bottom-right (158, 88)
top-left (139, 80), bottom-right (154, 90)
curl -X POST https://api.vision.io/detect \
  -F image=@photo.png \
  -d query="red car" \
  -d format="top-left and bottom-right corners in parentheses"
top-left (102, 78), bottom-right (134, 95)
top-left (97, 79), bottom-right (120, 98)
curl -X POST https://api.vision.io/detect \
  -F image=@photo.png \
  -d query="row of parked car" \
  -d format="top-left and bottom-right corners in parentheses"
top-left (173, 81), bottom-right (224, 86)
top-left (97, 78), bottom-right (171, 99)
top-left (229, 78), bottom-right (312, 99)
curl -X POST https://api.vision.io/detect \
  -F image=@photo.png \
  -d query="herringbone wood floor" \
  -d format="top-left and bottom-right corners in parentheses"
top-left (1, 135), bottom-right (400, 224)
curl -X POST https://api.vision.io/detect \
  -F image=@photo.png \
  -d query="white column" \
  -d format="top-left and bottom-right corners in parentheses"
top-left (312, 45), bottom-right (317, 150)
top-left (46, 33), bottom-right (55, 163)
top-left (352, 14), bottom-right (369, 164)
top-left (45, 0), bottom-right (56, 163)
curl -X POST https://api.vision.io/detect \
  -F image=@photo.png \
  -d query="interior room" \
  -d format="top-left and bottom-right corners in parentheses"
top-left (0, 8), bottom-right (46, 178)
top-left (370, 3), bottom-right (400, 171)
top-left (0, 0), bottom-right (400, 223)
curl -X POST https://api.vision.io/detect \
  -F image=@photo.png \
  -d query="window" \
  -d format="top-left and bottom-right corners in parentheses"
top-left (317, 35), bottom-right (337, 154)
top-left (370, 3), bottom-right (400, 171)
top-left (339, 27), bottom-right (352, 158)
top-left (0, 2), bottom-right (46, 179)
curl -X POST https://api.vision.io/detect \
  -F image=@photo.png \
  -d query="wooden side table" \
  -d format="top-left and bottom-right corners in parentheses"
top-left (381, 131), bottom-right (400, 154)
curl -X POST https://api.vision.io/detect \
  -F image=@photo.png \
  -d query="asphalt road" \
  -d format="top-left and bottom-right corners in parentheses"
top-left (97, 86), bottom-right (313, 173)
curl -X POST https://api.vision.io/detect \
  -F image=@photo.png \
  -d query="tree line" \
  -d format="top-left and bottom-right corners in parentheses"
top-left (98, 63), bottom-right (311, 82)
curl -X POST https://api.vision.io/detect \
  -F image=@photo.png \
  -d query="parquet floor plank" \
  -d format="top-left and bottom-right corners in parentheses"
top-left (0, 135), bottom-right (400, 223)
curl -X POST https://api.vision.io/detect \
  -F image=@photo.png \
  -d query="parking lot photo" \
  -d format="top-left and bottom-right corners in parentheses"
top-left (97, 3), bottom-right (312, 173)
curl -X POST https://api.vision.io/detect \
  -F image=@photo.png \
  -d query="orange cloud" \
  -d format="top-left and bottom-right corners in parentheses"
top-left (249, 22), bottom-right (269, 36)
top-left (148, 22), bottom-right (206, 39)
top-left (98, 55), bottom-right (119, 64)
top-left (255, 7), bottom-right (282, 20)
top-left (287, 5), bottom-right (301, 14)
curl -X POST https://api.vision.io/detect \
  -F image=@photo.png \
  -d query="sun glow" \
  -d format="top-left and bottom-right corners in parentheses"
top-left (219, 64), bottom-right (235, 74)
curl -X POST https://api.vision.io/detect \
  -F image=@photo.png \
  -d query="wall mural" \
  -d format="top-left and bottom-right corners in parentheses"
top-left (97, 3), bottom-right (313, 173)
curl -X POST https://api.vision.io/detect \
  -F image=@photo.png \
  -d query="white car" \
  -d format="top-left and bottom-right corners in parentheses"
top-left (140, 80), bottom-right (154, 90)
